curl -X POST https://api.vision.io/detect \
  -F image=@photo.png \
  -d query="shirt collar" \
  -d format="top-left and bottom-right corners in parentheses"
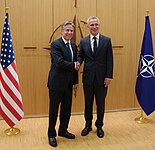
top-left (62, 36), bottom-right (70, 44)
top-left (90, 33), bottom-right (100, 41)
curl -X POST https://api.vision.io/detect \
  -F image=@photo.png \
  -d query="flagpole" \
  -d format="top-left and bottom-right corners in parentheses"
top-left (134, 10), bottom-right (153, 124)
top-left (3, 1), bottom-right (21, 136)
top-left (146, 10), bottom-right (149, 16)
top-left (5, 0), bottom-right (9, 13)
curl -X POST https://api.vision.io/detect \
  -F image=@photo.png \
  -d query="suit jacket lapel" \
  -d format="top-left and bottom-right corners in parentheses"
top-left (71, 43), bottom-right (75, 55)
top-left (60, 38), bottom-right (72, 61)
top-left (71, 43), bottom-right (76, 61)
top-left (87, 35), bottom-right (94, 56)
top-left (96, 34), bottom-right (105, 56)
top-left (60, 37), bottom-right (66, 48)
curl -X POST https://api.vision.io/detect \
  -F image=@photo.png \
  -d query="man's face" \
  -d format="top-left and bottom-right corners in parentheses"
top-left (61, 25), bottom-right (74, 41)
top-left (87, 19), bottom-right (100, 36)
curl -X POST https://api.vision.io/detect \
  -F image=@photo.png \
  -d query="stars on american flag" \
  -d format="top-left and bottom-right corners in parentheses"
top-left (0, 16), bottom-right (14, 69)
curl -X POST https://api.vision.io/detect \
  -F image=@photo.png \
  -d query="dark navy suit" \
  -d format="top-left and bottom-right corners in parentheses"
top-left (47, 37), bottom-right (78, 138)
top-left (78, 34), bottom-right (113, 128)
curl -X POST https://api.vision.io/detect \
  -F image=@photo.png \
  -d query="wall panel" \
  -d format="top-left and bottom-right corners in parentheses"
top-left (5, 0), bottom-right (53, 115)
top-left (52, 0), bottom-right (75, 40)
top-left (1, 0), bottom-right (155, 116)
top-left (97, 0), bottom-right (138, 110)
top-left (71, 0), bottom-right (97, 112)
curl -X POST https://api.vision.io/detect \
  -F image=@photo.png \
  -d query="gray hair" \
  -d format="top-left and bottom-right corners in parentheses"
top-left (61, 21), bottom-right (75, 31)
top-left (86, 16), bottom-right (100, 24)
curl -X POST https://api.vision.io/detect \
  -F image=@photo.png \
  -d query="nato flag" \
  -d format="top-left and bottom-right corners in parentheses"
top-left (135, 16), bottom-right (155, 116)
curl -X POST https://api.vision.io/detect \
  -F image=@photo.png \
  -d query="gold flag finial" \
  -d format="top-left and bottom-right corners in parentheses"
top-left (5, 0), bottom-right (9, 12)
top-left (146, 10), bottom-right (149, 16)
top-left (5, 7), bottom-right (9, 11)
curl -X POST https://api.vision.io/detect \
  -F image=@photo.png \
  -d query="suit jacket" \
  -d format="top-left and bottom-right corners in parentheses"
top-left (47, 37), bottom-right (78, 91)
top-left (78, 34), bottom-right (113, 86)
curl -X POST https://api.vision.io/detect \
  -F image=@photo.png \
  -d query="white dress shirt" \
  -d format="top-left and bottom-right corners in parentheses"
top-left (90, 33), bottom-right (99, 53)
top-left (62, 37), bottom-right (73, 61)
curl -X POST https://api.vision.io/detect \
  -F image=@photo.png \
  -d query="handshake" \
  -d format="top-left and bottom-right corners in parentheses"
top-left (75, 61), bottom-right (80, 71)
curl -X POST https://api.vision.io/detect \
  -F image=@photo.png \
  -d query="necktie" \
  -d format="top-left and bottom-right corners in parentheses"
top-left (93, 36), bottom-right (97, 55)
top-left (66, 42), bottom-right (73, 61)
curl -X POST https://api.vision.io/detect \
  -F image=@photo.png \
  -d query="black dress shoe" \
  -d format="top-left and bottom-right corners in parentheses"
top-left (58, 130), bottom-right (75, 139)
top-left (49, 137), bottom-right (57, 147)
top-left (81, 126), bottom-right (92, 136)
top-left (97, 128), bottom-right (104, 138)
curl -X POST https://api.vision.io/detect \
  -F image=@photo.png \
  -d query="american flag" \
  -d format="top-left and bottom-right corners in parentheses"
top-left (0, 13), bottom-right (24, 128)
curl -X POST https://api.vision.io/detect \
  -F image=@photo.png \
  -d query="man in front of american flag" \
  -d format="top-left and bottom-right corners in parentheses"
top-left (0, 13), bottom-right (24, 128)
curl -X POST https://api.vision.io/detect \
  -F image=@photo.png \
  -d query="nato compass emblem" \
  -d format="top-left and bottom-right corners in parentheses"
top-left (138, 55), bottom-right (155, 78)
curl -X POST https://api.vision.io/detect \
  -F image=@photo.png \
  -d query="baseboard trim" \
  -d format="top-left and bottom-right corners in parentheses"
top-left (0, 107), bottom-right (141, 120)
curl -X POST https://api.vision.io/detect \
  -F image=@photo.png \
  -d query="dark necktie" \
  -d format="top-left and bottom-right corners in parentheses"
top-left (93, 36), bottom-right (97, 55)
top-left (66, 42), bottom-right (73, 61)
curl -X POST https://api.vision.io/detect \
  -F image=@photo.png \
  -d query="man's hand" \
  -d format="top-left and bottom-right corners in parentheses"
top-left (104, 78), bottom-right (111, 87)
top-left (75, 61), bottom-right (80, 71)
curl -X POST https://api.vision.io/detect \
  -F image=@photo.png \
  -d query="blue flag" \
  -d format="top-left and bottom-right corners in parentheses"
top-left (135, 16), bottom-right (155, 116)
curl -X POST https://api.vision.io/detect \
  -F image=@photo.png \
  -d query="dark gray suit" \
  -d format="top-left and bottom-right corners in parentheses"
top-left (47, 37), bottom-right (78, 138)
top-left (78, 34), bottom-right (113, 128)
